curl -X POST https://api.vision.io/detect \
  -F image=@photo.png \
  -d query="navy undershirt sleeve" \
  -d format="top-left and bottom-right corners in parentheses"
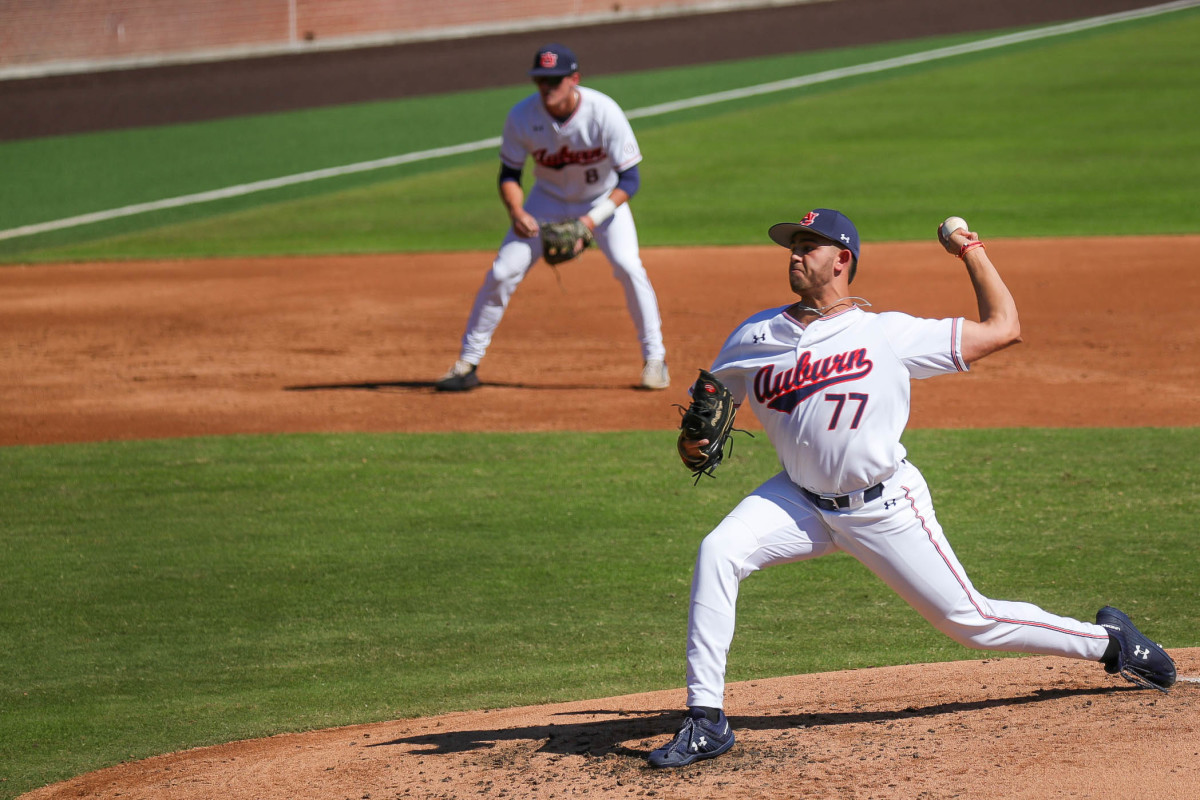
top-left (616, 165), bottom-right (640, 198)
top-left (498, 163), bottom-right (523, 186)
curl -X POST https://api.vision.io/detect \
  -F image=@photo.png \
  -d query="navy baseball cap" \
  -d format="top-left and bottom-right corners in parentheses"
top-left (529, 43), bottom-right (579, 77)
top-left (768, 208), bottom-right (860, 261)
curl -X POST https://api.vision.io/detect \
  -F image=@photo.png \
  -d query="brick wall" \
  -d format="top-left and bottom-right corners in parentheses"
top-left (0, 0), bottom-right (815, 75)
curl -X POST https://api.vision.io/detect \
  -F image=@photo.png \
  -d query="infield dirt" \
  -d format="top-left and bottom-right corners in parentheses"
top-left (4, 238), bottom-right (1198, 446)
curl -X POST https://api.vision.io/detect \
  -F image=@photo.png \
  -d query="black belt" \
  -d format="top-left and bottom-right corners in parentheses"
top-left (800, 482), bottom-right (884, 511)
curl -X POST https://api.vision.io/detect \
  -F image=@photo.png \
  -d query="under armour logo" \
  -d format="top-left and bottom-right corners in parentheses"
top-left (1134, 645), bottom-right (1151, 660)
top-left (692, 735), bottom-right (708, 752)
top-left (883, 499), bottom-right (898, 509)
top-left (841, 234), bottom-right (850, 244)
top-left (752, 333), bottom-right (765, 344)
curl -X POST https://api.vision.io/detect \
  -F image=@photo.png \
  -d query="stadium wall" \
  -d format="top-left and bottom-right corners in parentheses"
top-left (0, 0), bottom-right (825, 78)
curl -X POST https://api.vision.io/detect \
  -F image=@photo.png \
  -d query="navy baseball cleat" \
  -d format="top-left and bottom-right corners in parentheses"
top-left (648, 708), bottom-right (735, 768)
top-left (435, 360), bottom-right (480, 392)
top-left (1096, 606), bottom-right (1176, 692)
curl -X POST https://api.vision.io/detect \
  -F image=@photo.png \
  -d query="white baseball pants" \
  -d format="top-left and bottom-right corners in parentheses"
top-left (685, 459), bottom-right (1113, 710)
top-left (457, 192), bottom-right (665, 365)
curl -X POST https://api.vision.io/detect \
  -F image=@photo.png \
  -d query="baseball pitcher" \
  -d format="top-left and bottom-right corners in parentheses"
top-left (650, 208), bottom-right (1177, 768)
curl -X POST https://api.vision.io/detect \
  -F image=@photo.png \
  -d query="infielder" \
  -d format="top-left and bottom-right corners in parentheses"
top-left (649, 208), bottom-right (1177, 768)
top-left (435, 43), bottom-right (669, 392)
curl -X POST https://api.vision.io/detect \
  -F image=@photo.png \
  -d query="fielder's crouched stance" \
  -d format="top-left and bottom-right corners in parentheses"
top-left (649, 208), bottom-right (1177, 769)
top-left (435, 43), bottom-right (669, 393)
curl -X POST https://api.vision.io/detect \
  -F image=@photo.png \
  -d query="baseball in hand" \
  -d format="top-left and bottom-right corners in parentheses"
top-left (940, 216), bottom-right (968, 240)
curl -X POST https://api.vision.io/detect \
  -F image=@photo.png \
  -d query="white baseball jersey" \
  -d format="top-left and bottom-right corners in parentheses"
top-left (709, 305), bottom-right (966, 495)
top-left (500, 86), bottom-right (642, 205)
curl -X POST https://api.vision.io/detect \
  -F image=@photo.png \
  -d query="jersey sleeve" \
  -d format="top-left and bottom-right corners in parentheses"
top-left (602, 98), bottom-right (643, 172)
top-left (878, 311), bottom-right (968, 378)
top-left (498, 105), bottom-right (529, 170)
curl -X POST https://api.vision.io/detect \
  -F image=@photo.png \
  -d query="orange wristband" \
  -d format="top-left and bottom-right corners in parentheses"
top-left (958, 241), bottom-right (986, 259)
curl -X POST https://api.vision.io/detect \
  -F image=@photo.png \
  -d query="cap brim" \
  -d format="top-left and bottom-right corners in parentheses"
top-left (768, 222), bottom-right (840, 249)
top-left (528, 67), bottom-right (577, 77)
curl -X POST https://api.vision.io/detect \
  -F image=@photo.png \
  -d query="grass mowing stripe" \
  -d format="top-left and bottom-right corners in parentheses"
top-left (1, 428), bottom-right (1195, 798)
top-left (0, 138), bottom-right (504, 242)
top-left (625, 0), bottom-right (1199, 118)
top-left (7, 8), bottom-right (1197, 261)
top-left (4, 1), bottom-right (1196, 246)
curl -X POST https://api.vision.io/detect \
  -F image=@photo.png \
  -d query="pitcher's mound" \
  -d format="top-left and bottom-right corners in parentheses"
top-left (24, 649), bottom-right (1199, 800)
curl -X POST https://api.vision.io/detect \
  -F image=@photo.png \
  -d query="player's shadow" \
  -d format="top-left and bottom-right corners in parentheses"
top-left (369, 685), bottom-right (1120, 759)
top-left (284, 379), bottom-right (632, 392)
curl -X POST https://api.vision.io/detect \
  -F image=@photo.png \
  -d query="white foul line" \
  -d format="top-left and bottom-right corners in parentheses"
top-left (625, 0), bottom-right (1199, 119)
top-left (2, 0), bottom-right (1195, 244)
top-left (0, 138), bottom-right (501, 242)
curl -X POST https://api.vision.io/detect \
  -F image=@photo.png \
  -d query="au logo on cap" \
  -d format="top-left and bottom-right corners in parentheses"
top-left (539, 53), bottom-right (559, 69)
top-left (799, 211), bottom-right (819, 227)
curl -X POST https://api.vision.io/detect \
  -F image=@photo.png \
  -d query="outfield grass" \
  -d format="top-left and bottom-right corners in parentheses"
top-left (1, 429), bottom-right (1196, 797)
top-left (2, 8), bottom-right (1198, 261)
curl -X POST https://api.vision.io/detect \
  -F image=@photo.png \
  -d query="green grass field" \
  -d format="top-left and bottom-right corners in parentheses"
top-left (2, 430), bottom-right (1196, 795)
top-left (2, 9), bottom-right (1198, 261)
top-left (2, 7), bottom-right (1199, 798)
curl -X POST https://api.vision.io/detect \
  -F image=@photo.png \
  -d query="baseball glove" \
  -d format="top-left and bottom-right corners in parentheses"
top-left (676, 369), bottom-right (742, 484)
top-left (540, 219), bottom-right (593, 265)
